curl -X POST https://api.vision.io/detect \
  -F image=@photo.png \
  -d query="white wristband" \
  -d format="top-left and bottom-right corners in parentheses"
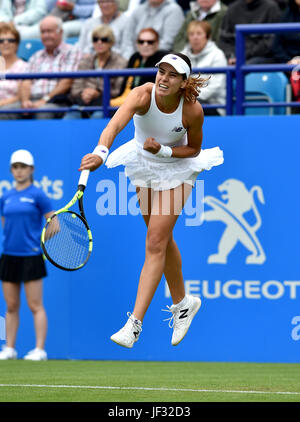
top-left (93, 145), bottom-right (109, 163)
top-left (155, 145), bottom-right (172, 158)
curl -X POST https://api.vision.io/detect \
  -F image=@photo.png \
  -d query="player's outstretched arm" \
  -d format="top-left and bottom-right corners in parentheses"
top-left (79, 84), bottom-right (152, 172)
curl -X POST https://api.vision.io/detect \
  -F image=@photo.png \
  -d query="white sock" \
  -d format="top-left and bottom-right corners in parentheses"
top-left (173, 295), bottom-right (187, 308)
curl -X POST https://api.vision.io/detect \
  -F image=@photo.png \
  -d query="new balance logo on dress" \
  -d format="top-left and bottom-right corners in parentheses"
top-left (171, 126), bottom-right (183, 133)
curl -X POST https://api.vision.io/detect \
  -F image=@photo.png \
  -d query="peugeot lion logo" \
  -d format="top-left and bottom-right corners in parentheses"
top-left (204, 179), bottom-right (266, 264)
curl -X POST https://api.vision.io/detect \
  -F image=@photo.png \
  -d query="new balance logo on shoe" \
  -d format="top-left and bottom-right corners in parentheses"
top-left (110, 312), bottom-right (142, 349)
top-left (179, 309), bottom-right (189, 319)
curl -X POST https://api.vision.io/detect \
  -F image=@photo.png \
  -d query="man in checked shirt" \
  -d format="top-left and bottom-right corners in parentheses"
top-left (19, 15), bottom-right (82, 119)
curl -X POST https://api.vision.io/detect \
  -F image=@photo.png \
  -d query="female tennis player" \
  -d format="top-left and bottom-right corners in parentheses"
top-left (79, 52), bottom-right (223, 348)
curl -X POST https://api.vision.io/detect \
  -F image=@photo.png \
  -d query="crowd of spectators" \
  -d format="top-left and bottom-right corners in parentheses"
top-left (0, 0), bottom-right (299, 118)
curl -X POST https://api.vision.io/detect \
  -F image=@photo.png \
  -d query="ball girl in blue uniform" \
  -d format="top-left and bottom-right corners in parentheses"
top-left (0, 150), bottom-right (54, 360)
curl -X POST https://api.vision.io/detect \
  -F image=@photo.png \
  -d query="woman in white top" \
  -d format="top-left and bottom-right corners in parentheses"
top-left (79, 52), bottom-right (223, 348)
top-left (0, 23), bottom-right (28, 119)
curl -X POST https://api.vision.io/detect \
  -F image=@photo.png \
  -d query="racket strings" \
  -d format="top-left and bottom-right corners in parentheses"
top-left (43, 212), bottom-right (90, 269)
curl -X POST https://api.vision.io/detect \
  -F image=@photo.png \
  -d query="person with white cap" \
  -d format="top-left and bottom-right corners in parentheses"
top-left (79, 52), bottom-right (224, 348)
top-left (0, 150), bottom-right (54, 361)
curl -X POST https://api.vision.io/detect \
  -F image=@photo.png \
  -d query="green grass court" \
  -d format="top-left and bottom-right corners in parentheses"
top-left (0, 360), bottom-right (300, 402)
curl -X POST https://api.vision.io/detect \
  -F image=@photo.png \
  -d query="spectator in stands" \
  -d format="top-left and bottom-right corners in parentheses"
top-left (181, 20), bottom-right (227, 115)
top-left (0, 149), bottom-right (54, 361)
top-left (176, 0), bottom-right (192, 14)
top-left (92, 0), bottom-right (130, 15)
top-left (77, 0), bottom-right (129, 54)
top-left (46, 0), bottom-right (58, 12)
top-left (49, 0), bottom-right (96, 38)
top-left (290, 56), bottom-right (300, 111)
top-left (0, 23), bottom-right (28, 120)
top-left (272, 0), bottom-right (300, 112)
top-left (16, 16), bottom-right (81, 119)
top-left (18, 0), bottom-right (97, 39)
top-left (173, 0), bottom-right (228, 52)
top-left (111, 28), bottom-right (169, 107)
top-left (218, 0), bottom-right (281, 64)
top-left (0, 0), bottom-right (47, 39)
top-left (121, 0), bottom-right (185, 59)
top-left (64, 24), bottom-right (126, 119)
top-left (272, 0), bottom-right (300, 63)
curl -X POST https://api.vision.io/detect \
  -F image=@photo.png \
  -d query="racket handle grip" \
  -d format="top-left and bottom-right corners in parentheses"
top-left (78, 169), bottom-right (90, 190)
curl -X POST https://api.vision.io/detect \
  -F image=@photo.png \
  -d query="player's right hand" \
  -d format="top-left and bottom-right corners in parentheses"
top-left (79, 153), bottom-right (102, 172)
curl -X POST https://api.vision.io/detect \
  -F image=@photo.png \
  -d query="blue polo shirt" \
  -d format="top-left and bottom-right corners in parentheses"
top-left (0, 185), bottom-right (53, 256)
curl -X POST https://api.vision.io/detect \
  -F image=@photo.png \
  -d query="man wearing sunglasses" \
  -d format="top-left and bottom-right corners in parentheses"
top-left (121, 0), bottom-right (185, 59)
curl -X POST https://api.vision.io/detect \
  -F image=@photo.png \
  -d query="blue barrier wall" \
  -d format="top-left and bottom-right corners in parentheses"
top-left (0, 115), bottom-right (300, 362)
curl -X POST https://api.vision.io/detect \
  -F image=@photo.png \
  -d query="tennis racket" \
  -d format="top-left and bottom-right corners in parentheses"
top-left (41, 170), bottom-right (92, 271)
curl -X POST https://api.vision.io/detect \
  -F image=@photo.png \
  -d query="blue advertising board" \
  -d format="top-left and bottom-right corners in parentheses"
top-left (0, 115), bottom-right (299, 362)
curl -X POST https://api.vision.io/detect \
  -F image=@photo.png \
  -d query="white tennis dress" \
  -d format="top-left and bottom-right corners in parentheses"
top-left (106, 85), bottom-right (224, 191)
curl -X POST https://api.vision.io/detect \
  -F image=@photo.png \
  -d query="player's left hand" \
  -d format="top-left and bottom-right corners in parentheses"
top-left (143, 137), bottom-right (161, 154)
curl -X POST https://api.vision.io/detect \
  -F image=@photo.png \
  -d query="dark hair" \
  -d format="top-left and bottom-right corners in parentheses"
top-left (171, 52), bottom-right (209, 103)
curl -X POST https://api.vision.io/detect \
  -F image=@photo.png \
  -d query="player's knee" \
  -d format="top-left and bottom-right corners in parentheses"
top-left (146, 231), bottom-right (168, 256)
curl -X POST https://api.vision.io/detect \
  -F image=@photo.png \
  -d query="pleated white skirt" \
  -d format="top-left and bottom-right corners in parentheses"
top-left (106, 139), bottom-right (224, 191)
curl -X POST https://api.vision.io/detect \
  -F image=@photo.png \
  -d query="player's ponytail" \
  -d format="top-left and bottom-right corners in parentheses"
top-left (172, 52), bottom-right (210, 103)
top-left (183, 74), bottom-right (209, 103)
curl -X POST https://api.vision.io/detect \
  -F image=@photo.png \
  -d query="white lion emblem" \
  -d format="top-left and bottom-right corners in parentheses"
top-left (204, 179), bottom-right (266, 264)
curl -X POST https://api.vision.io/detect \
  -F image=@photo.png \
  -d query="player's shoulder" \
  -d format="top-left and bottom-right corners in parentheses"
top-left (128, 83), bottom-right (153, 110)
top-left (183, 99), bottom-right (204, 124)
top-left (132, 83), bottom-right (153, 100)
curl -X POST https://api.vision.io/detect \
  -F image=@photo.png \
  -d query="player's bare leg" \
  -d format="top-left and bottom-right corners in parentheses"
top-left (111, 184), bottom-right (190, 348)
top-left (110, 183), bottom-right (201, 348)
top-left (136, 185), bottom-right (190, 309)
top-left (133, 184), bottom-right (192, 321)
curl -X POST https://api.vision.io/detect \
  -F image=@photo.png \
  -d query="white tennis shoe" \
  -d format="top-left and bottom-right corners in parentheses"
top-left (0, 345), bottom-right (17, 360)
top-left (163, 295), bottom-right (202, 346)
top-left (23, 348), bottom-right (47, 361)
top-left (110, 313), bottom-right (142, 348)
